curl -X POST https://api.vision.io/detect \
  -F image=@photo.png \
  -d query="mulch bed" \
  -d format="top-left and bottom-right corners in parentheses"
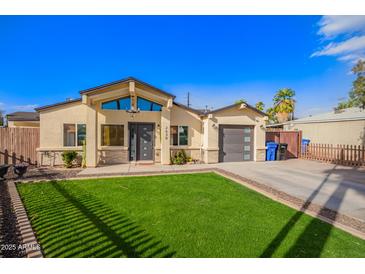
top-left (4, 165), bottom-right (82, 182)
top-left (0, 181), bottom-right (25, 258)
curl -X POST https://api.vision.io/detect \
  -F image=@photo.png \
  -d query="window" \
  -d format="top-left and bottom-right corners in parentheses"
top-left (170, 126), bottom-right (188, 146)
top-left (101, 125), bottom-right (124, 146)
top-left (137, 97), bottom-right (162, 111)
top-left (101, 97), bottom-right (131, 110)
top-left (64, 124), bottom-right (76, 147)
top-left (64, 124), bottom-right (86, 147)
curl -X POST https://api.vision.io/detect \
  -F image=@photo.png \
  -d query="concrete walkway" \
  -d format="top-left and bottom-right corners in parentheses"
top-left (78, 159), bottom-right (365, 222)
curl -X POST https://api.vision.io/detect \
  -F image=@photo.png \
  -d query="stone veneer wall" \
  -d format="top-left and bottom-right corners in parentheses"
top-left (37, 150), bottom-right (82, 166)
top-left (170, 148), bottom-right (202, 163)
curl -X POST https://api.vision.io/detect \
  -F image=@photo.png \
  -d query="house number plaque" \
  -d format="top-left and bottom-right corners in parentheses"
top-left (165, 126), bottom-right (169, 140)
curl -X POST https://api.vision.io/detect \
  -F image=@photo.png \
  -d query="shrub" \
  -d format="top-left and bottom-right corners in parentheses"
top-left (171, 150), bottom-right (188, 165)
top-left (61, 151), bottom-right (78, 168)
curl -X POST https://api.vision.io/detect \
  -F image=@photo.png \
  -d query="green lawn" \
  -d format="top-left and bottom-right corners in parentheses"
top-left (17, 173), bottom-right (365, 258)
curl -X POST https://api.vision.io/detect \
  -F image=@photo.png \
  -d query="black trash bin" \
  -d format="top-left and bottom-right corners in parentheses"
top-left (276, 143), bottom-right (288, 160)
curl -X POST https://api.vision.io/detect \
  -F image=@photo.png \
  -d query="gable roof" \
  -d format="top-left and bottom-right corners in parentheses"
top-left (79, 76), bottom-right (176, 99)
top-left (288, 107), bottom-right (365, 124)
top-left (206, 103), bottom-right (267, 117)
top-left (6, 111), bottom-right (40, 121)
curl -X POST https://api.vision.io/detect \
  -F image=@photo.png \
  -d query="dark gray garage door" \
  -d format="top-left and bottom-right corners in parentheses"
top-left (219, 125), bottom-right (253, 162)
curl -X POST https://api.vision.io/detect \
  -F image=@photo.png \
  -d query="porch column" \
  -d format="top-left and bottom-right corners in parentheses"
top-left (84, 96), bottom-right (98, 167)
top-left (160, 106), bottom-right (171, 165)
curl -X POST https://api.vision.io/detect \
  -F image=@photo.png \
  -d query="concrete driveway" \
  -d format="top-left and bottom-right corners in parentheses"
top-left (214, 160), bottom-right (365, 222)
top-left (79, 159), bottom-right (365, 222)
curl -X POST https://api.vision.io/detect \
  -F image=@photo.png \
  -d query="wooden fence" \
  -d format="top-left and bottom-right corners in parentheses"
top-left (266, 130), bottom-right (302, 158)
top-left (300, 143), bottom-right (365, 166)
top-left (0, 127), bottom-right (40, 165)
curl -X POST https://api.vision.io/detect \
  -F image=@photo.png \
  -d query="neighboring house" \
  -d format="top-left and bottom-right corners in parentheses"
top-left (35, 77), bottom-right (267, 167)
top-left (268, 107), bottom-right (365, 146)
top-left (6, 112), bottom-right (40, 128)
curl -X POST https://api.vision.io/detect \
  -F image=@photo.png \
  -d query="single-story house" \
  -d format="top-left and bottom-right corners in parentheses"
top-left (268, 107), bottom-right (365, 146)
top-left (6, 112), bottom-right (40, 128)
top-left (35, 77), bottom-right (267, 167)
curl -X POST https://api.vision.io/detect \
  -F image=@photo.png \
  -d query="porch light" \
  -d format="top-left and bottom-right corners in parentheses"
top-left (126, 107), bottom-right (140, 119)
top-left (126, 106), bottom-right (140, 114)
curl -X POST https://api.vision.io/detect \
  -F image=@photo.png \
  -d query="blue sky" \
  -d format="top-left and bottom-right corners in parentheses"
top-left (0, 16), bottom-right (364, 117)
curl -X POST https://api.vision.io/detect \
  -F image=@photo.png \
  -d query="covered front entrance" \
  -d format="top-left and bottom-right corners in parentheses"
top-left (129, 123), bottom-right (154, 161)
top-left (219, 125), bottom-right (254, 162)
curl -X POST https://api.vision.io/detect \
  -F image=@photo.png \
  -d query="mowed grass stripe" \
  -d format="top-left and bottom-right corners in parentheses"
top-left (17, 173), bottom-right (365, 258)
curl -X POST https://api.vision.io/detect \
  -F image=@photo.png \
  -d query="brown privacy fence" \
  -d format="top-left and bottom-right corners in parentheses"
top-left (300, 143), bottom-right (365, 166)
top-left (266, 131), bottom-right (302, 158)
top-left (0, 127), bottom-right (40, 165)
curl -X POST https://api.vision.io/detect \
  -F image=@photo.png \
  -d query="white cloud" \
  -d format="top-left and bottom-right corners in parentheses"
top-left (12, 104), bottom-right (38, 111)
top-left (318, 16), bottom-right (365, 38)
top-left (312, 16), bottom-right (365, 63)
top-left (312, 35), bottom-right (365, 59)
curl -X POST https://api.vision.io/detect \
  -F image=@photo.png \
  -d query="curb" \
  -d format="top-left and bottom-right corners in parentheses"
top-left (7, 181), bottom-right (43, 258)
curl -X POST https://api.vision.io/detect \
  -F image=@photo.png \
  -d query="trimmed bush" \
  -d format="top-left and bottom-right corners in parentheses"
top-left (171, 150), bottom-right (188, 165)
top-left (61, 151), bottom-right (78, 168)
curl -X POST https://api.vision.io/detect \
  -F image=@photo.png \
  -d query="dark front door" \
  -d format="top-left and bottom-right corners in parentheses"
top-left (129, 123), bottom-right (154, 161)
top-left (219, 125), bottom-right (253, 162)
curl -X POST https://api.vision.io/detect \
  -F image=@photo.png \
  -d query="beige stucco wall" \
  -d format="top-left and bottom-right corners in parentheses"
top-left (170, 104), bottom-right (203, 161)
top-left (7, 121), bottom-right (40, 128)
top-left (202, 106), bottom-right (266, 162)
top-left (284, 120), bottom-right (365, 146)
top-left (39, 102), bottom-right (87, 149)
top-left (38, 93), bottom-right (266, 166)
top-left (97, 103), bottom-right (162, 164)
top-left (38, 101), bottom-right (87, 166)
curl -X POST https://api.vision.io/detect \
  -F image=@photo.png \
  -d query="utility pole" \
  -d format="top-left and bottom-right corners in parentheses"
top-left (187, 92), bottom-right (191, 108)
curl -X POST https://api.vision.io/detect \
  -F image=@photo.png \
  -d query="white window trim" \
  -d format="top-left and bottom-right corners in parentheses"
top-left (63, 123), bottom-right (86, 147)
top-left (171, 125), bottom-right (189, 146)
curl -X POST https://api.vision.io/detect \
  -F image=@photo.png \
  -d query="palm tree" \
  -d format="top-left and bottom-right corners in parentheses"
top-left (255, 101), bottom-right (265, 111)
top-left (235, 99), bottom-right (247, 104)
top-left (273, 88), bottom-right (295, 122)
top-left (266, 107), bottom-right (277, 124)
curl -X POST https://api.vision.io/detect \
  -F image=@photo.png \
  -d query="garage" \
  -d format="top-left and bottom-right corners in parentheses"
top-left (219, 125), bottom-right (254, 162)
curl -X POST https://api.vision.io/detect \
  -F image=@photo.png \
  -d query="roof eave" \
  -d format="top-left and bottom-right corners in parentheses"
top-left (205, 103), bottom-right (267, 117)
top-left (35, 98), bottom-right (82, 112)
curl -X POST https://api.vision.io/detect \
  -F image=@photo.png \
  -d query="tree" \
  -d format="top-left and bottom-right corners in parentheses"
top-left (336, 59), bottom-right (365, 110)
top-left (235, 99), bottom-right (247, 104)
top-left (335, 100), bottom-right (353, 111)
top-left (0, 109), bottom-right (4, 127)
top-left (255, 101), bottom-right (265, 111)
top-left (266, 107), bottom-right (277, 123)
top-left (349, 59), bottom-right (365, 109)
top-left (273, 88), bottom-right (296, 113)
top-left (272, 88), bottom-right (296, 122)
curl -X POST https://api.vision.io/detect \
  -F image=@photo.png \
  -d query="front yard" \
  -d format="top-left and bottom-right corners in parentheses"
top-left (17, 173), bottom-right (365, 257)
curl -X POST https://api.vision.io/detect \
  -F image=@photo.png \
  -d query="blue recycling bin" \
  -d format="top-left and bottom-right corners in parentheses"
top-left (301, 139), bottom-right (310, 152)
top-left (266, 142), bottom-right (278, 161)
